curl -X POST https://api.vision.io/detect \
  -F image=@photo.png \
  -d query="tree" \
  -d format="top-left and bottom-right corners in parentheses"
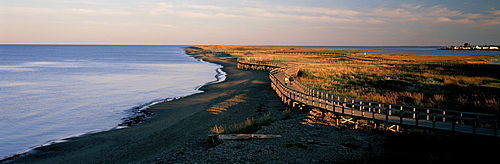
top-left (464, 42), bottom-right (470, 47)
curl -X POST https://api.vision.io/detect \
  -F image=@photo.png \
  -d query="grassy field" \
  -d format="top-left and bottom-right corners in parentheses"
top-left (199, 46), bottom-right (500, 114)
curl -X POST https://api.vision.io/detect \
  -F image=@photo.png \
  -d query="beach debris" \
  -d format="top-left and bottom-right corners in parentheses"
top-left (208, 134), bottom-right (282, 140)
top-left (119, 108), bottom-right (154, 127)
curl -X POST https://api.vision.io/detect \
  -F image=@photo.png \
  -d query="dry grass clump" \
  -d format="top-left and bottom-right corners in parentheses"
top-left (302, 109), bottom-right (338, 127)
top-left (210, 114), bottom-right (273, 134)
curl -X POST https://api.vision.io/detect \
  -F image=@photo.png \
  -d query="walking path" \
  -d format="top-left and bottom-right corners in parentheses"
top-left (274, 72), bottom-right (303, 91)
top-left (240, 58), bottom-right (499, 137)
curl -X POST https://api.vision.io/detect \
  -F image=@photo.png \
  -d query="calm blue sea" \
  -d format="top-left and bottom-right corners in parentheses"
top-left (0, 45), bottom-right (223, 158)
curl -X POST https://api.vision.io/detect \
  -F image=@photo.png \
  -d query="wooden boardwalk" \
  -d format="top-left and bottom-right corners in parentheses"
top-left (237, 57), bottom-right (499, 137)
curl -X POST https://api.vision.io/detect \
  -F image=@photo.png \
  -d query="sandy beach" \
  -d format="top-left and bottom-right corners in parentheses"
top-left (3, 48), bottom-right (287, 163)
top-left (5, 47), bottom-right (388, 164)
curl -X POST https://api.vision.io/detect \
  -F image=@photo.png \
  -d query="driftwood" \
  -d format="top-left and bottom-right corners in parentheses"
top-left (209, 134), bottom-right (282, 140)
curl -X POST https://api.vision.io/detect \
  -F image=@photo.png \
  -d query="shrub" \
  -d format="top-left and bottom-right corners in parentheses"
top-left (210, 114), bottom-right (273, 134)
top-left (210, 125), bottom-right (225, 134)
top-left (282, 109), bottom-right (295, 120)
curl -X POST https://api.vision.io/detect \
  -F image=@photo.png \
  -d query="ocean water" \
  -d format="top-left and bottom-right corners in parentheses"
top-left (0, 45), bottom-right (223, 158)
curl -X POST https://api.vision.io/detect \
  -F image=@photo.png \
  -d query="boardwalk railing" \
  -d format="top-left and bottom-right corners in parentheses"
top-left (237, 57), bottom-right (499, 137)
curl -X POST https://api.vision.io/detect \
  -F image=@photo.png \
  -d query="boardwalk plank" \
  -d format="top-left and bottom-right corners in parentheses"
top-left (238, 58), bottom-right (498, 137)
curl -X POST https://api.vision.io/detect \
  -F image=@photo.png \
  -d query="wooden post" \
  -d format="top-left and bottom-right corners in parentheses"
top-left (305, 94), bottom-right (309, 107)
top-left (312, 94), bottom-right (315, 107)
top-left (351, 102), bottom-right (355, 116)
top-left (360, 101), bottom-right (363, 111)
top-left (332, 101), bottom-right (336, 112)
top-left (323, 95), bottom-right (327, 110)
top-left (361, 101), bottom-right (364, 117)
top-left (415, 111), bottom-right (419, 126)
top-left (342, 102), bottom-right (345, 115)
top-left (451, 115), bottom-right (456, 132)
top-left (388, 105), bottom-right (392, 116)
top-left (368, 102), bottom-right (372, 113)
top-left (372, 109), bottom-right (376, 119)
top-left (495, 120), bottom-right (498, 137)
top-left (472, 118), bottom-right (477, 135)
top-left (386, 107), bottom-right (389, 122)
top-left (324, 95), bottom-right (328, 110)
top-left (285, 98), bottom-right (292, 110)
top-left (459, 113), bottom-right (463, 124)
top-left (400, 110), bottom-right (404, 125)
top-left (432, 113), bottom-right (437, 129)
top-left (426, 109), bottom-right (430, 120)
top-left (442, 111), bottom-right (446, 122)
top-left (351, 100), bottom-right (355, 115)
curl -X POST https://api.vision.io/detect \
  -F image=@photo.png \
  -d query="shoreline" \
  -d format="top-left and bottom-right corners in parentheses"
top-left (4, 47), bottom-right (282, 163)
top-left (0, 47), bottom-right (228, 161)
top-left (121, 51), bottom-right (228, 127)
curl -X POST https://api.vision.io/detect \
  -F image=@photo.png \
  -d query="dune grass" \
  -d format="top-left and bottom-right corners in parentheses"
top-left (298, 62), bottom-right (500, 114)
top-left (199, 46), bottom-right (500, 114)
top-left (210, 114), bottom-right (273, 134)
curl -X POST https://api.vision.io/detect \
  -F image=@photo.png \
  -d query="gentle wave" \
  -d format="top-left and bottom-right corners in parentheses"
top-left (0, 45), bottom-right (224, 159)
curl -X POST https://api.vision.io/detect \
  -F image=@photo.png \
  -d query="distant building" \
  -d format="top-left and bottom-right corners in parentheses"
top-left (441, 44), bottom-right (499, 51)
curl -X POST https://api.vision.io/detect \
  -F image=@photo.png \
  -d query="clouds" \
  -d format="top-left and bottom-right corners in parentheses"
top-left (147, 1), bottom-right (499, 26)
top-left (148, 2), bottom-right (243, 19)
top-left (491, 9), bottom-right (500, 15)
top-left (1, 0), bottom-right (499, 45)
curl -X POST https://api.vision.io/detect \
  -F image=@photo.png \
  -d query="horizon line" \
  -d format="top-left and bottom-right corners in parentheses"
top-left (0, 43), bottom-right (447, 47)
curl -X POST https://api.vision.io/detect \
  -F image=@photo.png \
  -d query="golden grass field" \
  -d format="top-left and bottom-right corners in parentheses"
top-left (199, 46), bottom-right (500, 114)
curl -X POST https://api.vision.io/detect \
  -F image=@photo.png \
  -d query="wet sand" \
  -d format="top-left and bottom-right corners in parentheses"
top-left (7, 48), bottom-right (285, 163)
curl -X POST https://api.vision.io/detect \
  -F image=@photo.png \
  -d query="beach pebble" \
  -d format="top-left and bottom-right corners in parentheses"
top-left (156, 113), bottom-right (385, 163)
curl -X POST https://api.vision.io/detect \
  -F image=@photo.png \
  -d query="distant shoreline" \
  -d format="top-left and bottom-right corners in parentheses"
top-left (439, 48), bottom-right (500, 51)
top-left (439, 44), bottom-right (499, 51)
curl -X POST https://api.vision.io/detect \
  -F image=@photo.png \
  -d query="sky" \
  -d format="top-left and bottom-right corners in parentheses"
top-left (1, 0), bottom-right (499, 46)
